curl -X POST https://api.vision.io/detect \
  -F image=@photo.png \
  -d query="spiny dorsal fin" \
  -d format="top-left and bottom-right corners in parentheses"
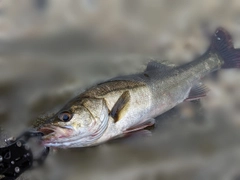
top-left (110, 91), bottom-right (130, 123)
top-left (185, 83), bottom-right (210, 101)
top-left (145, 60), bottom-right (176, 72)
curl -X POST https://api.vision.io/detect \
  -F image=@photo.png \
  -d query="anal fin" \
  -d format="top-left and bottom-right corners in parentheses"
top-left (185, 83), bottom-right (209, 101)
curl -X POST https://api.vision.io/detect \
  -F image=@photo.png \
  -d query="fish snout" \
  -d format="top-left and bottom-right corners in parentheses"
top-left (38, 124), bottom-right (75, 142)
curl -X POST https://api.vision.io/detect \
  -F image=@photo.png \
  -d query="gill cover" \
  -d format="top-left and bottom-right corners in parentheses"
top-left (42, 98), bottom-right (109, 147)
top-left (80, 98), bottom-right (109, 143)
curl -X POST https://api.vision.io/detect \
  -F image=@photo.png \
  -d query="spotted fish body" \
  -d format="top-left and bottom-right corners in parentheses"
top-left (38, 28), bottom-right (240, 148)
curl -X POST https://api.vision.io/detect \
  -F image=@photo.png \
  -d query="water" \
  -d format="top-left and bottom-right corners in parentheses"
top-left (1, 1), bottom-right (240, 179)
top-left (0, 40), bottom-right (239, 180)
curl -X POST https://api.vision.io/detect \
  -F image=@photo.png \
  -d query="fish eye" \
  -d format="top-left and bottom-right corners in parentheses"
top-left (58, 111), bottom-right (72, 122)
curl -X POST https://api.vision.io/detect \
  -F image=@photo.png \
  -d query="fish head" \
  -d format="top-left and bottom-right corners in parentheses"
top-left (38, 98), bottom-right (109, 147)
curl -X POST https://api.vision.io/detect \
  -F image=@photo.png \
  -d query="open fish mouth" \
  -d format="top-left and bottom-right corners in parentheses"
top-left (39, 126), bottom-right (55, 135)
top-left (38, 125), bottom-right (74, 142)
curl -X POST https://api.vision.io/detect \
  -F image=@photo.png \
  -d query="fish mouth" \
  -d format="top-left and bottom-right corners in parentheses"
top-left (39, 126), bottom-right (55, 136)
top-left (38, 125), bottom-right (74, 142)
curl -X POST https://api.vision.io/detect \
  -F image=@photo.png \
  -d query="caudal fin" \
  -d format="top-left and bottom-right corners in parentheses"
top-left (210, 27), bottom-right (240, 69)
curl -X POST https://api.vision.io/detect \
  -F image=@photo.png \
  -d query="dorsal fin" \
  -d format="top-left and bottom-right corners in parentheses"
top-left (145, 60), bottom-right (176, 72)
top-left (185, 82), bottom-right (209, 101)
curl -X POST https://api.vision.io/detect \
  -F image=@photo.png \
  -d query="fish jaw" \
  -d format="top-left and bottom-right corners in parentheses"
top-left (39, 125), bottom-right (75, 144)
top-left (39, 126), bottom-right (106, 148)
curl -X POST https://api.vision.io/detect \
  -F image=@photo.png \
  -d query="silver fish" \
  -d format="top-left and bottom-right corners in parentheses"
top-left (38, 28), bottom-right (240, 148)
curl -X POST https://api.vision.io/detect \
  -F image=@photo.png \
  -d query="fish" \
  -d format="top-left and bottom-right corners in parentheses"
top-left (37, 28), bottom-right (240, 148)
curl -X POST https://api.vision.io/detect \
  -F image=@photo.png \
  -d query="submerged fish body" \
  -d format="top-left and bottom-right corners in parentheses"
top-left (38, 28), bottom-right (240, 148)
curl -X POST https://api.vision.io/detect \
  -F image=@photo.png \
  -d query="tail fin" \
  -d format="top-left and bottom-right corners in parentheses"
top-left (210, 27), bottom-right (240, 68)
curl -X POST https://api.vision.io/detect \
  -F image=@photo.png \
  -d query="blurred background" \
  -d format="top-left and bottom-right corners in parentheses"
top-left (0, 0), bottom-right (240, 180)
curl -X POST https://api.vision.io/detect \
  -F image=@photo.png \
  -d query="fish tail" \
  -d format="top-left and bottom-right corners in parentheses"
top-left (210, 27), bottom-right (240, 69)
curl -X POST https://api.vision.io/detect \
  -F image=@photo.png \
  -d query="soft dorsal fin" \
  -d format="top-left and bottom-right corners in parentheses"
top-left (110, 91), bottom-right (130, 123)
top-left (185, 83), bottom-right (210, 101)
top-left (145, 60), bottom-right (176, 72)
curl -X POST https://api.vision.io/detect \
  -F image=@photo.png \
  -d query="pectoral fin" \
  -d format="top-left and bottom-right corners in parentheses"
top-left (110, 91), bottom-right (130, 123)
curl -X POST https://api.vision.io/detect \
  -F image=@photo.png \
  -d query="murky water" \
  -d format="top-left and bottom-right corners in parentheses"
top-left (1, 0), bottom-right (240, 179)
top-left (0, 41), bottom-right (239, 180)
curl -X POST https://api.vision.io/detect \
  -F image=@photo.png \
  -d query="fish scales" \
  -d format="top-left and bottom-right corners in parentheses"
top-left (37, 28), bottom-right (240, 148)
